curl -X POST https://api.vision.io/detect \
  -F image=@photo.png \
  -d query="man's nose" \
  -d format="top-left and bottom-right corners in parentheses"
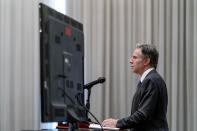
top-left (130, 58), bottom-right (133, 64)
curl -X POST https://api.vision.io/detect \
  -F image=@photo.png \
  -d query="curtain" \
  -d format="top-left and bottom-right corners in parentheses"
top-left (0, 0), bottom-right (41, 130)
top-left (66, 0), bottom-right (197, 131)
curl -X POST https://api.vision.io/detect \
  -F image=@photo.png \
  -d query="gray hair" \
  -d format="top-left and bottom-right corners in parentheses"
top-left (136, 43), bottom-right (159, 69)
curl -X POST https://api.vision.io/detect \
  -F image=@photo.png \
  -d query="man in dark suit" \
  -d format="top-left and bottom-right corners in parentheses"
top-left (102, 44), bottom-right (169, 131)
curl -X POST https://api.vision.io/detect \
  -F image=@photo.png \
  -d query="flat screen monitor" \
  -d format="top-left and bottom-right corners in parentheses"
top-left (39, 3), bottom-right (86, 123)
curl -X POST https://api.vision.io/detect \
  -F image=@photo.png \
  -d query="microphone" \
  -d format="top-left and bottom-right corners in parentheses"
top-left (84, 77), bottom-right (105, 89)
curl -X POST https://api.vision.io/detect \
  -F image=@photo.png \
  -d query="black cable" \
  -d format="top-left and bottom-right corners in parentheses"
top-left (57, 76), bottom-right (104, 131)
top-left (58, 88), bottom-right (86, 122)
top-left (75, 93), bottom-right (104, 131)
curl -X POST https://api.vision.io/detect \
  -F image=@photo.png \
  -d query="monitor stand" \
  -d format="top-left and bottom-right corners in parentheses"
top-left (68, 122), bottom-right (79, 131)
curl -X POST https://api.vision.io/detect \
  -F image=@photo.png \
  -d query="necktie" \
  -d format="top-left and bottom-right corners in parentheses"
top-left (137, 81), bottom-right (142, 89)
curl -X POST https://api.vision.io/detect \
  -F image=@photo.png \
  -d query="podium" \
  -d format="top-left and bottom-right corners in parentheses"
top-left (57, 122), bottom-right (90, 130)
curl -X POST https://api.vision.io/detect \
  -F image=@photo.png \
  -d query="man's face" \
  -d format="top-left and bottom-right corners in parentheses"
top-left (130, 48), bottom-right (145, 75)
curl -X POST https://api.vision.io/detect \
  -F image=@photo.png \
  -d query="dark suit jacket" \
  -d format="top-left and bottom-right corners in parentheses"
top-left (116, 70), bottom-right (168, 131)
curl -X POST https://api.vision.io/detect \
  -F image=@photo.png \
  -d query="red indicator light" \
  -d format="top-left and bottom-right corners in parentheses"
top-left (65, 27), bottom-right (71, 36)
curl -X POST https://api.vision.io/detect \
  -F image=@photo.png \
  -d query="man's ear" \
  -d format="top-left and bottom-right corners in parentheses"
top-left (144, 58), bottom-right (150, 66)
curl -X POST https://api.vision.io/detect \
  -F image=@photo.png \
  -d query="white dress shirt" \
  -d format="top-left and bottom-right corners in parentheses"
top-left (140, 68), bottom-right (155, 82)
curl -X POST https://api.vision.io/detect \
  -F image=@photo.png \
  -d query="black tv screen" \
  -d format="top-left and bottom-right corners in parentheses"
top-left (39, 3), bottom-right (86, 123)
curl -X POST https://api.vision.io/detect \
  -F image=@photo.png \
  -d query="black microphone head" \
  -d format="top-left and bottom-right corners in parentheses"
top-left (84, 77), bottom-right (106, 89)
top-left (98, 77), bottom-right (105, 83)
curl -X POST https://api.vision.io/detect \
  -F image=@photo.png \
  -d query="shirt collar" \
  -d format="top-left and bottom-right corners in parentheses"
top-left (140, 68), bottom-right (155, 82)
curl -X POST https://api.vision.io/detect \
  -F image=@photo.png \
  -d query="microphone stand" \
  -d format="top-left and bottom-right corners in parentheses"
top-left (86, 87), bottom-right (92, 122)
top-left (84, 77), bottom-right (105, 122)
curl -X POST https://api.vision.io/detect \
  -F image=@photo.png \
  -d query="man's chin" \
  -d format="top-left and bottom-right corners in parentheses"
top-left (131, 70), bottom-right (138, 74)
